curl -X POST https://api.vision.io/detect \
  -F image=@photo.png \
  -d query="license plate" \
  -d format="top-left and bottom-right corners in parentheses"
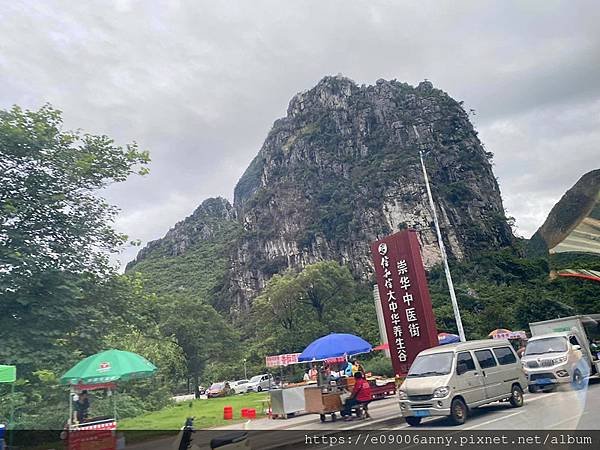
top-left (414, 410), bottom-right (430, 417)
top-left (535, 378), bottom-right (553, 385)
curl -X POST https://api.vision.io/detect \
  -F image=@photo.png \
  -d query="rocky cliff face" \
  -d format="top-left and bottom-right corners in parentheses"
top-left (229, 76), bottom-right (512, 311)
top-left (127, 197), bottom-right (236, 267)
top-left (528, 169), bottom-right (600, 257)
top-left (130, 76), bottom-right (513, 315)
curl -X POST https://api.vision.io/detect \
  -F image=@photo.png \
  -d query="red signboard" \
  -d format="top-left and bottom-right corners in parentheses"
top-left (68, 426), bottom-right (116, 450)
top-left (265, 353), bottom-right (301, 367)
top-left (371, 230), bottom-right (438, 376)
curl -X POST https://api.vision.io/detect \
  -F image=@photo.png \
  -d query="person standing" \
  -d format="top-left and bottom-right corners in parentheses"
top-left (344, 361), bottom-right (353, 377)
top-left (73, 390), bottom-right (90, 423)
top-left (351, 360), bottom-right (361, 376)
top-left (303, 369), bottom-right (310, 382)
top-left (308, 366), bottom-right (318, 381)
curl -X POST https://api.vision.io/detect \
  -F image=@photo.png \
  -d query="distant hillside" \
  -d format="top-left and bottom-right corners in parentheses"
top-left (126, 197), bottom-right (242, 309)
top-left (129, 75), bottom-right (514, 315)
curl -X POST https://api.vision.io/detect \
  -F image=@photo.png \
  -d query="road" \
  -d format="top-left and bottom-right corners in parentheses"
top-left (126, 380), bottom-right (600, 449)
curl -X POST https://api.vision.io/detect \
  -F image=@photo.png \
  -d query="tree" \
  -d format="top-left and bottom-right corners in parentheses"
top-left (157, 296), bottom-right (239, 389)
top-left (1, 104), bottom-right (149, 288)
top-left (0, 104), bottom-right (149, 373)
top-left (251, 261), bottom-right (367, 355)
top-left (297, 261), bottom-right (355, 322)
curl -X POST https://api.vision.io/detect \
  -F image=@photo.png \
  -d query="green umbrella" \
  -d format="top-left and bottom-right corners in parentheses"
top-left (60, 349), bottom-right (157, 385)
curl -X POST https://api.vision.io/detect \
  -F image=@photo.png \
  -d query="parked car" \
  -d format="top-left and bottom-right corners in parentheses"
top-left (398, 339), bottom-right (527, 426)
top-left (246, 374), bottom-right (274, 392)
top-left (229, 379), bottom-right (249, 394)
top-left (207, 382), bottom-right (232, 398)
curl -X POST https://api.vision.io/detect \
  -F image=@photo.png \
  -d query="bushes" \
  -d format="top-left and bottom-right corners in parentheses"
top-left (363, 355), bottom-right (394, 378)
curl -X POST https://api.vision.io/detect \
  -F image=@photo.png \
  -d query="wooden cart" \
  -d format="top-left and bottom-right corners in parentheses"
top-left (304, 386), bottom-right (347, 422)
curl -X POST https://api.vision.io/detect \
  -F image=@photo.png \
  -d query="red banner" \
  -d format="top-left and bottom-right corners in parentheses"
top-left (68, 427), bottom-right (116, 450)
top-left (265, 353), bottom-right (301, 367)
top-left (72, 383), bottom-right (116, 392)
top-left (371, 230), bottom-right (438, 376)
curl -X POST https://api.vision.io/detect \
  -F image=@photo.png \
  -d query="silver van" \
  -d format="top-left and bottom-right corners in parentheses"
top-left (398, 339), bottom-right (527, 426)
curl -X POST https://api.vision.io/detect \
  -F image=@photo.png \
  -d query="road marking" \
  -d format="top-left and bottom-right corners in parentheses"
top-left (546, 411), bottom-right (588, 429)
top-left (463, 411), bottom-right (524, 430)
top-left (340, 415), bottom-right (400, 430)
top-left (524, 392), bottom-right (557, 403)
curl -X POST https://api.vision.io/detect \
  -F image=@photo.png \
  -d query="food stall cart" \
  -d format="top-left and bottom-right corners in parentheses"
top-left (298, 333), bottom-right (372, 422)
top-left (60, 349), bottom-right (157, 450)
top-left (266, 353), bottom-right (311, 419)
top-left (270, 385), bottom-right (308, 418)
top-left (304, 384), bottom-right (349, 422)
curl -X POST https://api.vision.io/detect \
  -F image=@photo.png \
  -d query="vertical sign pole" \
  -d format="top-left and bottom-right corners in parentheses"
top-left (372, 287), bottom-right (391, 358)
top-left (419, 149), bottom-right (466, 342)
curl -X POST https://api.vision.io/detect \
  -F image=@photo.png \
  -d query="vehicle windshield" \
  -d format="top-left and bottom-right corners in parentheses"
top-left (210, 383), bottom-right (223, 389)
top-left (249, 375), bottom-right (263, 382)
top-left (407, 352), bottom-right (454, 377)
top-left (525, 337), bottom-right (568, 355)
top-left (237, 380), bottom-right (248, 384)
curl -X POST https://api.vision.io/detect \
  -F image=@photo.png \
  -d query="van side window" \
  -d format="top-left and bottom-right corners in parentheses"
top-left (493, 347), bottom-right (517, 365)
top-left (474, 349), bottom-right (497, 369)
top-left (456, 352), bottom-right (476, 373)
top-left (569, 336), bottom-right (580, 347)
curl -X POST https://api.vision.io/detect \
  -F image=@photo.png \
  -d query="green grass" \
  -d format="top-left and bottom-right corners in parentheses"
top-left (119, 393), bottom-right (269, 430)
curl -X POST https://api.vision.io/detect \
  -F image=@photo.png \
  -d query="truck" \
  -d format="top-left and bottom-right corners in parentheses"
top-left (522, 315), bottom-right (600, 393)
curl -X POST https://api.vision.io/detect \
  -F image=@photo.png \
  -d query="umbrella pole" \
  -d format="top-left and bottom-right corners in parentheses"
top-left (113, 388), bottom-right (118, 421)
top-left (69, 386), bottom-right (73, 425)
top-left (8, 382), bottom-right (14, 448)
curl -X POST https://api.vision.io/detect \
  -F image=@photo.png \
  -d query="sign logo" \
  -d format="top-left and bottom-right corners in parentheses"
top-left (378, 243), bottom-right (388, 255)
top-left (97, 362), bottom-right (111, 373)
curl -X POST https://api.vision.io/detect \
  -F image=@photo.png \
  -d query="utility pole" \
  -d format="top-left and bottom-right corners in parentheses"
top-left (414, 126), bottom-right (466, 342)
top-left (243, 359), bottom-right (247, 380)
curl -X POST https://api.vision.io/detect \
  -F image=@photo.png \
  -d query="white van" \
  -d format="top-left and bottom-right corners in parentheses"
top-left (398, 339), bottom-right (527, 426)
top-left (523, 315), bottom-right (600, 392)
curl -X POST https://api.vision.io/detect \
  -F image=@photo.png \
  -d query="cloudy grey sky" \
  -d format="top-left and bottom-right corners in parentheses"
top-left (2, 0), bottom-right (599, 267)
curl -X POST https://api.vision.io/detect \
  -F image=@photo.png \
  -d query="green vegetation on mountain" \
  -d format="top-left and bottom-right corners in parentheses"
top-left (228, 76), bottom-right (513, 313)
top-left (126, 220), bottom-right (241, 306)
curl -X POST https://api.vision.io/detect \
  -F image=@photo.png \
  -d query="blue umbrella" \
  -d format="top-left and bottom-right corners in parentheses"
top-left (298, 333), bottom-right (372, 362)
top-left (438, 332), bottom-right (460, 345)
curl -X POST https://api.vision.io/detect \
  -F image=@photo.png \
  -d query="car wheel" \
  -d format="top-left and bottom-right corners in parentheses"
top-left (572, 369), bottom-right (585, 390)
top-left (528, 385), bottom-right (538, 394)
top-left (405, 416), bottom-right (421, 427)
top-left (509, 385), bottom-right (524, 407)
top-left (450, 398), bottom-right (467, 425)
top-left (320, 414), bottom-right (326, 422)
top-left (257, 386), bottom-right (262, 392)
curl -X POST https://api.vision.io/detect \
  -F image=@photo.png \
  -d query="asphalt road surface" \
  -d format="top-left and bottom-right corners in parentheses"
top-left (127, 380), bottom-right (600, 449)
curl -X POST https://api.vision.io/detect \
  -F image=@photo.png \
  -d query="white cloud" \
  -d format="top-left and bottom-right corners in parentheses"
top-left (1, 0), bottom-right (599, 265)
